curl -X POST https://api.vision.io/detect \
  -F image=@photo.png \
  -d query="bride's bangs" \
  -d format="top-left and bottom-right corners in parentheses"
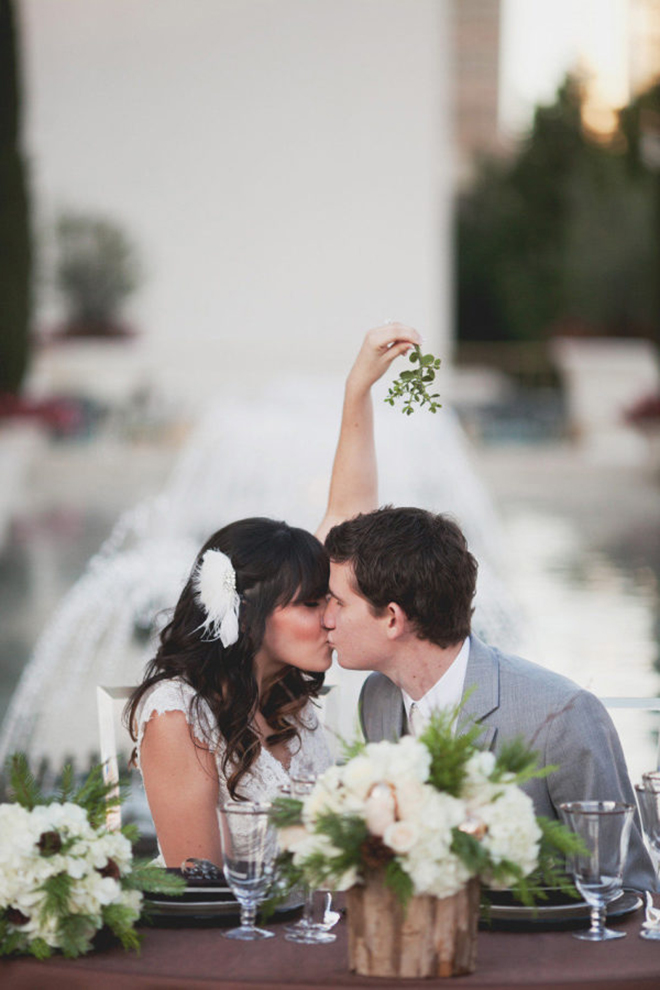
top-left (281, 532), bottom-right (329, 607)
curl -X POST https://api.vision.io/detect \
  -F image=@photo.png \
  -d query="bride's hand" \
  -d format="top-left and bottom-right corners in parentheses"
top-left (347, 322), bottom-right (422, 394)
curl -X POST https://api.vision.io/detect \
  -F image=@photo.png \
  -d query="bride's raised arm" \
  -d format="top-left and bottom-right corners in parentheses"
top-left (315, 322), bottom-right (421, 543)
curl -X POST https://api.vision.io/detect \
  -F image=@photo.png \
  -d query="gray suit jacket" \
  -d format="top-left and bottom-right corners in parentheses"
top-left (359, 634), bottom-right (655, 891)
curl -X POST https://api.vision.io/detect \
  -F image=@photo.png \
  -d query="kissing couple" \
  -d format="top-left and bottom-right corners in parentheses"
top-left (126, 324), bottom-right (653, 891)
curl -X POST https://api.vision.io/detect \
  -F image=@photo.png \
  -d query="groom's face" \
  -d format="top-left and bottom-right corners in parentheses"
top-left (323, 561), bottom-right (389, 670)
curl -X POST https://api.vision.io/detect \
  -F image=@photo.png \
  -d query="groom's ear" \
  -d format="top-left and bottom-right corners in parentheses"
top-left (384, 602), bottom-right (410, 640)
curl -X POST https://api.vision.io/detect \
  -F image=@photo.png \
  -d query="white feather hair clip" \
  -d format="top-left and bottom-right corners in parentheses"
top-left (193, 549), bottom-right (241, 648)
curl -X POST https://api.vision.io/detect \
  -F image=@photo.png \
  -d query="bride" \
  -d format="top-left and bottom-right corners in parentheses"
top-left (125, 323), bottom-right (421, 867)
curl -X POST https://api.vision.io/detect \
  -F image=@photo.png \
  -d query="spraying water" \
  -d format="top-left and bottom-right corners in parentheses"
top-left (0, 377), bottom-right (525, 769)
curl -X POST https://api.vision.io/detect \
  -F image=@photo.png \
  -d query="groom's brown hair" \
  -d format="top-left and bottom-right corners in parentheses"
top-left (325, 507), bottom-right (477, 648)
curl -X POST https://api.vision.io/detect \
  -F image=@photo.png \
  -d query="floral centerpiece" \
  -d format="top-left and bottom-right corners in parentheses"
top-left (272, 712), bottom-right (580, 978)
top-left (0, 755), bottom-right (184, 959)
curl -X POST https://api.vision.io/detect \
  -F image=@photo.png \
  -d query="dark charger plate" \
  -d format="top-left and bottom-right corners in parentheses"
top-left (144, 868), bottom-right (303, 923)
top-left (480, 886), bottom-right (643, 932)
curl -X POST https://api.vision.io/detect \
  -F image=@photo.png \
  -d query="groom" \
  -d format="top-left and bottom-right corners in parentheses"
top-left (322, 506), bottom-right (654, 891)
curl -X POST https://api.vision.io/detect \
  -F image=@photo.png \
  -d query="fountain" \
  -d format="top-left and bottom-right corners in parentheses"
top-left (0, 375), bottom-right (526, 773)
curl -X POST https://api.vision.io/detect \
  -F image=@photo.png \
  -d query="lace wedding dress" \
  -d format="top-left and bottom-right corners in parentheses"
top-left (134, 677), bottom-right (332, 855)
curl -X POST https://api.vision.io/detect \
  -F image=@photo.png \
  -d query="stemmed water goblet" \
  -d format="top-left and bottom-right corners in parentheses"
top-left (637, 772), bottom-right (660, 940)
top-left (559, 800), bottom-right (634, 941)
top-left (283, 772), bottom-right (337, 945)
top-left (219, 801), bottom-right (278, 940)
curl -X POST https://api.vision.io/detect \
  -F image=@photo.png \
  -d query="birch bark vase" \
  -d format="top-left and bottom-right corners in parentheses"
top-left (345, 872), bottom-right (479, 978)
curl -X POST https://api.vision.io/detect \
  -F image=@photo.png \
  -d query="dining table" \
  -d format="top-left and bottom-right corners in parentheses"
top-left (2, 899), bottom-right (659, 990)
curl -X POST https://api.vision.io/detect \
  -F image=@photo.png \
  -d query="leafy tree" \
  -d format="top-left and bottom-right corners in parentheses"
top-left (0, 0), bottom-right (31, 393)
top-left (457, 76), bottom-right (658, 344)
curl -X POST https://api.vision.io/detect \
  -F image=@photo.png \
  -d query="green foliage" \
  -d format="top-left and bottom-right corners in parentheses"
top-left (72, 765), bottom-right (121, 829)
top-left (384, 858), bottom-right (414, 909)
top-left (54, 212), bottom-right (141, 330)
top-left (26, 937), bottom-right (51, 960)
top-left (385, 346), bottom-right (442, 415)
top-left (102, 903), bottom-right (142, 953)
top-left (120, 822), bottom-right (140, 846)
top-left (7, 752), bottom-right (42, 809)
top-left (492, 737), bottom-right (556, 787)
top-left (0, 0), bottom-right (32, 393)
top-left (6, 753), bottom-right (123, 828)
top-left (0, 919), bottom-right (29, 957)
top-left (57, 763), bottom-right (76, 803)
top-left (310, 813), bottom-right (369, 885)
top-left (451, 828), bottom-right (492, 875)
top-left (120, 860), bottom-right (185, 897)
top-left (533, 816), bottom-right (587, 895)
top-left (269, 797), bottom-right (304, 828)
top-left (457, 73), bottom-right (659, 344)
top-left (40, 873), bottom-right (74, 919)
top-left (260, 853), bottom-right (302, 919)
top-left (58, 913), bottom-right (98, 959)
top-left (340, 734), bottom-right (367, 762)
top-left (419, 707), bottom-right (484, 797)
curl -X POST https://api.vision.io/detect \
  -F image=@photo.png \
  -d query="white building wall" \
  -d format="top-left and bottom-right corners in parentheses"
top-left (21, 0), bottom-right (452, 400)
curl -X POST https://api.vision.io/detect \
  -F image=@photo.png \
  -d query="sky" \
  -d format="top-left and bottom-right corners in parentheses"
top-left (500, 0), bottom-right (631, 134)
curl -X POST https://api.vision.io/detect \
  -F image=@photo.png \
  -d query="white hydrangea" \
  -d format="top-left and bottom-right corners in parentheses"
top-left (364, 736), bottom-right (431, 786)
top-left (476, 784), bottom-right (541, 888)
top-left (0, 798), bottom-right (142, 953)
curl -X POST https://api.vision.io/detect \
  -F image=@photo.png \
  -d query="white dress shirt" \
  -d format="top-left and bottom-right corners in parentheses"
top-left (402, 638), bottom-right (470, 736)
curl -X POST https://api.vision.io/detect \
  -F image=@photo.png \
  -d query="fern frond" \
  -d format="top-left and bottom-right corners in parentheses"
top-left (7, 753), bottom-right (42, 809)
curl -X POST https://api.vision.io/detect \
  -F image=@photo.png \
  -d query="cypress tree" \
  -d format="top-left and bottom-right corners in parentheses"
top-left (0, 0), bottom-right (31, 394)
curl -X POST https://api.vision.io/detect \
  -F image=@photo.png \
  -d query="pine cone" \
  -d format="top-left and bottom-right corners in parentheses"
top-left (97, 857), bottom-right (121, 880)
top-left (37, 830), bottom-right (62, 856)
top-left (360, 836), bottom-right (395, 870)
top-left (7, 908), bottom-right (29, 926)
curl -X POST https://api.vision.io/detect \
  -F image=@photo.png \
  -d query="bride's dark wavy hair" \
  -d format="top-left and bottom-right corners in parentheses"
top-left (125, 517), bottom-right (329, 798)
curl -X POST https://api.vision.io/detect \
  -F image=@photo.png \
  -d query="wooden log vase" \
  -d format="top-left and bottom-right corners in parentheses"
top-left (345, 872), bottom-right (479, 978)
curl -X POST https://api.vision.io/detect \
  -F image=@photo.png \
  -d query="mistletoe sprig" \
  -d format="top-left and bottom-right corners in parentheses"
top-left (385, 345), bottom-right (442, 415)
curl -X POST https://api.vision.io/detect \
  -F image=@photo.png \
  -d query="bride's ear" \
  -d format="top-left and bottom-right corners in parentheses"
top-left (384, 602), bottom-right (410, 640)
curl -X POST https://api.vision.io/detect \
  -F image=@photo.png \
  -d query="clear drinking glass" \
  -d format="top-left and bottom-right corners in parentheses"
top-left (219, 801), bottom-right (278, 940)
top-left (635, 780), bottom-right (660, 873)
top-left (638, 773), bottom-right (660, 940)
top-left (559, 800), bottom-right (634, 942)
top-left (284, 773), bottom-right (336, 945)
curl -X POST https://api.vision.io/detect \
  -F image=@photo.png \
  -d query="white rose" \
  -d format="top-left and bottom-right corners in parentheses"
top-left (364, 784), bottom-right (396, 837)
top-left (278, 824), bottom-right (309, 854)
top-left (383, 820), bottom-right (419, 855)
top-left (393, 778), bottom-right (430, 821)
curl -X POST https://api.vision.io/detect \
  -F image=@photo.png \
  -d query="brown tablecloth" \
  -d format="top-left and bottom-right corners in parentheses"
top-left (2, 903), bottom-right (660, 990)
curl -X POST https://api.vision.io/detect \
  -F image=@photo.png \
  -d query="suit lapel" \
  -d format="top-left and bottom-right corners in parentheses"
top-left (457, 635), bottom-right (500, 750)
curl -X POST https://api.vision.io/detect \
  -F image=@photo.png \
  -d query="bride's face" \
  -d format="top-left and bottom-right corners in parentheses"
top-left (255, 595), bottom-right (332, 677)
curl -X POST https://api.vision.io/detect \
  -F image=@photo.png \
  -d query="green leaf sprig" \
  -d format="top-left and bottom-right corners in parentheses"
top-left (385, 345), bottom-right (442, 415)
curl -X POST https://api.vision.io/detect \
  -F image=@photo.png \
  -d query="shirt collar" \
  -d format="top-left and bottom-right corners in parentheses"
top-left (402, 637), bottom-right (470, 723)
